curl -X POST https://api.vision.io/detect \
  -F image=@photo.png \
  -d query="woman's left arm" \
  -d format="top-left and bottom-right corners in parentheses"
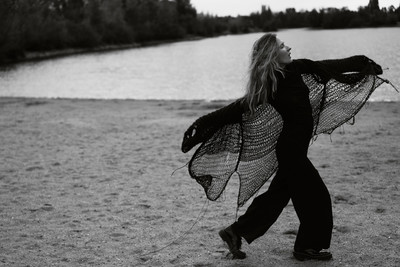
top-left (316, 55), bottom-right (383, 75)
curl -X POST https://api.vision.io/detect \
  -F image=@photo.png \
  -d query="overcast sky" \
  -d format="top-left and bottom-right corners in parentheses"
top-left (190, 0), bottom-right (400, 16)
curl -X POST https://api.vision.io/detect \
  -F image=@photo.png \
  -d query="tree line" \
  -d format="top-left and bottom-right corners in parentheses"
top-left (0, 0), bottom-right (399, 63)
top-left (252, 0), bottom-right (400, 31)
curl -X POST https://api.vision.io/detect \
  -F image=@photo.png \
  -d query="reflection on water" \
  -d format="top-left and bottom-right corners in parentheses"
top-left (0, 28), bottom-right (399, 101)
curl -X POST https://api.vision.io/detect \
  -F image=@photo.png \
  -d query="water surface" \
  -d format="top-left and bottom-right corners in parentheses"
top-left (0, 28), bottom-right (399, 101)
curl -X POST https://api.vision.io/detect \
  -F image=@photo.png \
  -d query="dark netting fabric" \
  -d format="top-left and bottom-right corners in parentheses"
top-left (304, 73), bottom-right (384, 135)
top-left (189, 123), bottom-right (242, 201)
top-left (185, 59), bottom-right (386, 207)
top-left (189, 104), bottom-right (283, 205)
top-left (236, 105), bottom-right (283, 206)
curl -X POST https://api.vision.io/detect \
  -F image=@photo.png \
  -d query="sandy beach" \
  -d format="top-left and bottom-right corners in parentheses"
top-left (0, 98), bottom-right (399, 267)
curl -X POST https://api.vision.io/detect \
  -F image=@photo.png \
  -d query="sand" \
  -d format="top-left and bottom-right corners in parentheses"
top-left (0, 98), bottom-right (399, 267)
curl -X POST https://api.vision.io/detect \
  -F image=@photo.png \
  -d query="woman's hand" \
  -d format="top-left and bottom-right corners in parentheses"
top-left (181, 124), bottom-right (199, 153)
top-left (369, 59), bottom-right (383, 75)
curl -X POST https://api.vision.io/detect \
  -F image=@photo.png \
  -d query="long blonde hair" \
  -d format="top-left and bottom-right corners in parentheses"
top-left (243, 33), bottom-right (284, 114)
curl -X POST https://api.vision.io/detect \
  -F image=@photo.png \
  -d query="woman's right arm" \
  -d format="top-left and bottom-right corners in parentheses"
top-left (181, 98), bottom-right (245, 153)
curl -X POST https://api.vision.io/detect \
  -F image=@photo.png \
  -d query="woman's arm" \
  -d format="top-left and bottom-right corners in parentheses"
top-left (316, 55), bottom-right (382, 74)
top-left (295, 56), bottom-right (383, 85)
top-left (181, 98), bottom-right (245, 153)
top-left (295, 56), bottom-right (382, 76)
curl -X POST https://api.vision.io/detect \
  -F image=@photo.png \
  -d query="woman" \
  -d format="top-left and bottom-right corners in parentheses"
top-left (181, 33), bottom-right (384, 261)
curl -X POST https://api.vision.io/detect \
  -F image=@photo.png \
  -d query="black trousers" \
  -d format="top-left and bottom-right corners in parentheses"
top-left (232, 153), bottom-right (333, 251)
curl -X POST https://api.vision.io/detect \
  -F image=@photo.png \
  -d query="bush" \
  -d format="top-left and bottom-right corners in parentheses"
top-left (100, 22), bottom-right (134, 44)
top-left (66, 22), bottom-right (101, 48)
top-left (348, 17), bottom-right (366, 27)
top-left (25, 20), bottom-right (69, 51)
top-left (154, 22), bottom-right (185, 40)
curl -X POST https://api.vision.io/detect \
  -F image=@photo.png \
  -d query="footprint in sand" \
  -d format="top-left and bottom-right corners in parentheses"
top-left (137, 204), bottom-right (151, 209)
top-left (28, 204), bottom-right (54, 212)
top-left (25, 166), bottom-right (44, 171)
top-left (333, 194), bottom-right (356, 205)
top-left (375, 207), bottom-right (386, 213)
top-left (40, 204), bottom-right (54, 211)
top-left (110, 232), bottom-right (126, 238)
top-left (334, 225), bottom-right (351, 233)
top-left (283, 229), bottom-right (298, 236)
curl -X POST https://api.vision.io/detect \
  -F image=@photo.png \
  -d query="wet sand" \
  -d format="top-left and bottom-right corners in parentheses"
top-left (0, 98), bottom-right (399, 266)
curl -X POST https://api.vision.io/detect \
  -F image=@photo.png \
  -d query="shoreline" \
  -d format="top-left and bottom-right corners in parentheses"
top-left (3, 26), bottom-right (400, 66)
top-left (0, 96), bottom-right (399, 104)
top-left (0, 36), bottom-right (206, 66)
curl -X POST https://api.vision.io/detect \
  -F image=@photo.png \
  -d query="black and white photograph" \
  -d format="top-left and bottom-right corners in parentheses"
top-left (0, 0), bottom-right (399, 266)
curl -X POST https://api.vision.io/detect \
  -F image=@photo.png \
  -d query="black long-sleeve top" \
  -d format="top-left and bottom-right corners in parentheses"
top-left (271, 62), bottom-right (315, 159)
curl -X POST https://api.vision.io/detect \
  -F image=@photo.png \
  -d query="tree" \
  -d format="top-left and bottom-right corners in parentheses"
top-left (0, 0), bottom-right (21, 60)
top-left (368, 0), bottom-right (380, 12)
top-left (176, 0), bottom-right (197, 35)
top-left (308, 9), bottom-right (323, 28)
top-left (63, 0), bottom-right (85, 22)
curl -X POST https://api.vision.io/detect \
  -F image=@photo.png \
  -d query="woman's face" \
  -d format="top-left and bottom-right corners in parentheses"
top-left (276, 38), bottom-right (292, 65)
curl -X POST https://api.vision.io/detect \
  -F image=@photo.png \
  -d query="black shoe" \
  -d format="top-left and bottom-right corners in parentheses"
top-left (293, 249), bottom-right (332, 261)
top-left (218, 226), bottom-right (246, 259)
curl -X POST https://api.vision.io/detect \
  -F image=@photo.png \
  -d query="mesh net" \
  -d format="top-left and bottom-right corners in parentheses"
top-left (189, 104), bottom-right (283, 205)
top-left (188, 65), bottom-right (385, 207)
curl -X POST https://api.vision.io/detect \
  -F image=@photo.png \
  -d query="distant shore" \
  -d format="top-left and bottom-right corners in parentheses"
top-left (5, 25), bottom-right (400, 66)
top-left (1, 36), bottom-right (206, 66)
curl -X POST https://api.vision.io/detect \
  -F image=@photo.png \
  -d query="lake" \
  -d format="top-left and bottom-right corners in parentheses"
top-left (0, 28), bottom-right (399, 101)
